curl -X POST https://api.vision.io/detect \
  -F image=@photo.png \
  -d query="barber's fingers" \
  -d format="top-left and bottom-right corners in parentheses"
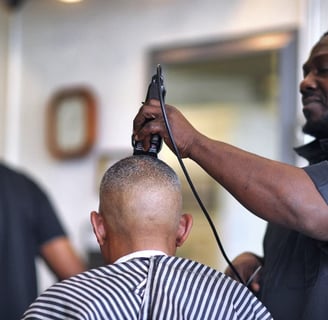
top-left (133, 101), bottom-right (196, 158)
top-left (133, 100), bottom-right (163, 133)
top-left (225, 264), bottom-right (262, 294)
top-left (246, 267), bottom-right (262, 293)
top-left (248, 278), bottom-right (261, 293)
top-left (133, 107), bottom-right (162, 134)
top-left (136, 118), bottom-right (168, 152)
top-left (133, 101), bottom-right (174, 152)
top-left (225, 265), bottom-right (247, 282)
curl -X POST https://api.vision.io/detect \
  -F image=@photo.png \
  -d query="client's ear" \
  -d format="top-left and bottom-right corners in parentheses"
top-left (176, 213), bottom-right (193, 247)
top-left (90, 211), bottom-right (107, 246)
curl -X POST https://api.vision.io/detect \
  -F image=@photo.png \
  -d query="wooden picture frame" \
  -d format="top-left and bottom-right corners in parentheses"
top-left (46, 86), bottom-right (97, 160)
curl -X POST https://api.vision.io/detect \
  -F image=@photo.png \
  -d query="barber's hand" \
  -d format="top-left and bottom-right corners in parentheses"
top-left (225, 252), bottom-right (263, 294)
top-left (133, 100), bottom-right (200, 158)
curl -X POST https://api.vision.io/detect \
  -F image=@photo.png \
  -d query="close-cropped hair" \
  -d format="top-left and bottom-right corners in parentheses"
top-left (100, 155), bottom-right (181, 194)
top-left (321, 31), bottom-right (328, 39)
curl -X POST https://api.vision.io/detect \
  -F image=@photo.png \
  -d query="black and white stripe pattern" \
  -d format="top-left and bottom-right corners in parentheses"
top-left (22, 256), bottom-right (272, 319)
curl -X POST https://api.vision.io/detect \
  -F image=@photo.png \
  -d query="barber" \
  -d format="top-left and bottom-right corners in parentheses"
top-left (133, 32), bottom-right (328, 320)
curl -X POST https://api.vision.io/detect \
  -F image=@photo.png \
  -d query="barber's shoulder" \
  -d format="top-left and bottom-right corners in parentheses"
top-left (303, 161), bottom-right (328, 203)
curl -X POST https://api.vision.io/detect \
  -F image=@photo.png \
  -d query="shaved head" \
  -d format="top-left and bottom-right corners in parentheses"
top-left (100, 155), bottom-right (181, 196)
top-left (99, 155), bottom-right (183, 239)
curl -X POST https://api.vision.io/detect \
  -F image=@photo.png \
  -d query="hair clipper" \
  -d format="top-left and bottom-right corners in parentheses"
top-left (132, 65), bottom-right (166, 157)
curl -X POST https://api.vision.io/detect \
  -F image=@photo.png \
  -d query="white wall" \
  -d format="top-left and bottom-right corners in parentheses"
top-left (2, 0), bottom-right (324, 291)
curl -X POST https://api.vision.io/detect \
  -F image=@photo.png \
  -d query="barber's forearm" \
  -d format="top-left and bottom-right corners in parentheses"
top-left (189, 134), bottom-right (328, 239)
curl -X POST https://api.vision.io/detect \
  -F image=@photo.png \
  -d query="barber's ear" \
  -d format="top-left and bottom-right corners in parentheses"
top-left (90, 211), bottom-right (107, 246)
top-left (176, 213), bottom-right (193, 247)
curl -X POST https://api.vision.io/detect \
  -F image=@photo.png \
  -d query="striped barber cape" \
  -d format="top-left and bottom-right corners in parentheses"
top-left (22, 255), bottom-right (272, 320)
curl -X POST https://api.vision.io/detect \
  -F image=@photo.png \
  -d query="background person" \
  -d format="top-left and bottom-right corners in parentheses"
top-left (22, 155), bottom-right (272, 320)
top-left (0, 162), bottom-right (86, 320)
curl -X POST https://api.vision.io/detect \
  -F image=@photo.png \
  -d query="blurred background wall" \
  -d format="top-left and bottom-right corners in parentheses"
top-left (0, 0), bottom-right (327, 292)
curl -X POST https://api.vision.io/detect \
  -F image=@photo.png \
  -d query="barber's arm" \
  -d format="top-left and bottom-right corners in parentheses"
top-left (133, 101), bottom-right (328, 240)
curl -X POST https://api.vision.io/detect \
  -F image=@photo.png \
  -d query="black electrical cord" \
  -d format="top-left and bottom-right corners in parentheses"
top-left (155, 65), bottom-right (244, 284)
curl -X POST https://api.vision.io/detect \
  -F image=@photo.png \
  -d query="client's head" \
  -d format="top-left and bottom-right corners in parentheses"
top-left (90, 155), bottom-right (193, 264)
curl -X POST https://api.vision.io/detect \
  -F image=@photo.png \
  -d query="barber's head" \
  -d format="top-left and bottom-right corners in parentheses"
top-left (300, 32), bottom-right (328, 139)
top-left (90, 155), bottom-right (192, 263)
